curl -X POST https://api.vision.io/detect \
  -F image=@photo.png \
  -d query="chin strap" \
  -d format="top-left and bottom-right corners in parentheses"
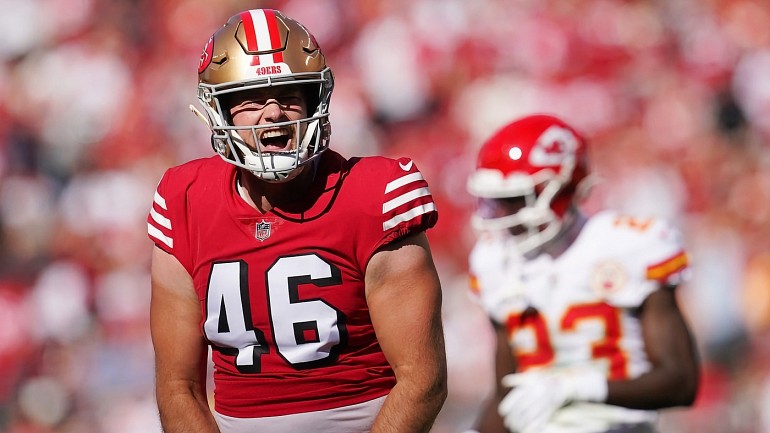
top-left (299, 118), bottom-right (319, 152)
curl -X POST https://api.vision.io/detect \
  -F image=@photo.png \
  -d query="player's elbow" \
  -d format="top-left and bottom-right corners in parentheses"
top-left (417, 364), bottom-right (447, 407)
top-left (430, 380), bottom-right (449, 419)
top-left (434, 371), bottom-right (449, 405)
top-left (672, 383), bottom-right (698, 407)
top-left (680, 371), bottom-right (699, 406)
top-left (394, 358), bottom-right (448, 404)
top-left (668, 367), bottom-right (699, 407)
top-left (422, 365), bottom-right (449, 412)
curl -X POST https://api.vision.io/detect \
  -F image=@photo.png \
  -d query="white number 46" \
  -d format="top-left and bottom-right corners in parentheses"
top-left (203, 254), bottom-right (345, 373)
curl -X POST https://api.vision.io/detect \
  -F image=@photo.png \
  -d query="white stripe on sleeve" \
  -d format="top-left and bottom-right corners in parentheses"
top-left (384, 172), bottom-right (424, 194)
top-left (382, 187), bottom-right (432, 213)
top-left (382, 203), bottom-right (436, 231)
top-left (154, 190), bottom-right (167, 210)
top-left (148, 223), bottom-right (173, 249)
top-left (150, 207), bottom-right (171, 230)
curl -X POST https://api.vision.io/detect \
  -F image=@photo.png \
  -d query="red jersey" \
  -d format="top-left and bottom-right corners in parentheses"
top-left (147, 150), bottom-right (438, 418)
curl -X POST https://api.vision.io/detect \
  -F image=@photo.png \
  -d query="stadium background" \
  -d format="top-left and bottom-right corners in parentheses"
top-left (1, 0), bottom-right (769, 431)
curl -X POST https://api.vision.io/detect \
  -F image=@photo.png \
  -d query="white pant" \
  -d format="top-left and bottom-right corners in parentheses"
top-left (214, 395), bottom-right (387, 433)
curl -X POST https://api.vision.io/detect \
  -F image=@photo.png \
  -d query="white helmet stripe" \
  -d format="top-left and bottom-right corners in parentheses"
top-left (243, 9), bottom-right (284, 65)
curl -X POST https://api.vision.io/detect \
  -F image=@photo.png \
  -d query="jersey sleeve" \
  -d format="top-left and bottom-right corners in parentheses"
top-left (601, 214), bottom-right (690, 308)
top-left (146, 168), bottom-right (193, 273)
top-left (641, 220), bottom-right (689, 286)
top-left (468, 237), bottom-right (505, 302)
top-left (380, 157), bottom-right (438, 241)
top-left (468, 236), bottom-right (528, 324)
top-left (358, 157), bottom-right (438, 266)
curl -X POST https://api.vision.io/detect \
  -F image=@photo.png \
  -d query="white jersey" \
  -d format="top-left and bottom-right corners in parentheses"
top-left (469, 210), bottom-right (689, 432)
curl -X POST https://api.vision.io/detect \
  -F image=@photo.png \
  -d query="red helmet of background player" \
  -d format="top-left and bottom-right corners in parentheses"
top-left (466, 114), bottom-right (591, 252)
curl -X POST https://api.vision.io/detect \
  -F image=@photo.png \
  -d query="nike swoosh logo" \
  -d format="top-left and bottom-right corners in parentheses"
top-left (399, 160), bottom-right (413, 171)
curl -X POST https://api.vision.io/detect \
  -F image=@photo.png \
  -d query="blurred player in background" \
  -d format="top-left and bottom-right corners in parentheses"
top-left (464, 114), bottom-right (699, 433)
top-left (146, 8), bottom-right (446, 433)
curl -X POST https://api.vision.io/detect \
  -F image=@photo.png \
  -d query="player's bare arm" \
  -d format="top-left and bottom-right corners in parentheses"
top-left (472, 322), bottom-right (518, 433)
top-left (365, 232), bottom-right (448, 433)
top-left (606, 286), bottom-right (700, 409)
top-left (151, 246), bottom-right (221, 433)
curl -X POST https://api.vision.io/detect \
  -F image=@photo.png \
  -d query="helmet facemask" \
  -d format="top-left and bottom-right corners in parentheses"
top-left (198, 75), bottom-right (333, 182)
top-left (469, 161), bottom-right (574, 254)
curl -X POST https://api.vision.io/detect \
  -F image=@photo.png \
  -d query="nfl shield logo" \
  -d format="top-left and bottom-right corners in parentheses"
top-left (255, 220), bottom-right (272, 241)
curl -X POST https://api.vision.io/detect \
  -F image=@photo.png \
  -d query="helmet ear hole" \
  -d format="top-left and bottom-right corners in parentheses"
top-left (211, 137), bottom-right (228, 155)
top-left (217, 95), bottom-right (238, 125)
top-left (323, 120), bottom-right (331, 140)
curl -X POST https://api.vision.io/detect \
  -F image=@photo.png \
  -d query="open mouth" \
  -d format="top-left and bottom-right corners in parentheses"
top-left (258, 127), bottom-right (293, 151)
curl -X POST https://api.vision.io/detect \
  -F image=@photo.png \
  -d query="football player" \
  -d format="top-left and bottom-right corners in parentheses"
top-left (465, 115), bottom-right (699, 433)
top-left (147, 9), bottom-right (447, 433)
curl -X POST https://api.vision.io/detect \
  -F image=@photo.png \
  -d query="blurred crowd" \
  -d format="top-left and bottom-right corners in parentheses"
top-left (1, 0), bottom-right (769, 432)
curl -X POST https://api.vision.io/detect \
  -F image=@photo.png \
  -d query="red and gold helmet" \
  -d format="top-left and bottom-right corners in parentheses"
top-left (467, 114), bottom-right (590, 252)
top-left (195, 9), bottom-right (334, 182)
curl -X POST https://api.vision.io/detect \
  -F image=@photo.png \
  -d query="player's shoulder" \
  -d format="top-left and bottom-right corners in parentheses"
top-left (469, 232), bottom-right (510, 271)
top-left (159, 155), bottom-right (226, 190)
top-left (584, 209), bottom-right (684, 251)
top-left (579, 210), bottom-right (689, 303)
top-left (468, 234), bottom-right (527, 318)
top-left (346, 154), bottom-right (423, 182)
top-left (340, 152), bottom-right (436, 212)
top-left (149, 157), bottom-right (225, 257)
top-left (330, 152), bottom-right (437, 243)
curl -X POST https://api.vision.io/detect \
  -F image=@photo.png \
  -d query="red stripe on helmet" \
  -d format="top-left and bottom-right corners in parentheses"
top-left (263, 9), bottom-right (284, 63)
top-left (240, 11), bottom-right (259, 52)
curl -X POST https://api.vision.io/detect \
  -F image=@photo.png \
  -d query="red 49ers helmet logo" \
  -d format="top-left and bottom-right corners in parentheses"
top-left (198, 36), bottom-right (214, 74)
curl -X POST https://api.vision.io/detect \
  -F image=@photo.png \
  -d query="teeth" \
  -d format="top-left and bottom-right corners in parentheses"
top-left (262, 128), bottom-right (289, 139)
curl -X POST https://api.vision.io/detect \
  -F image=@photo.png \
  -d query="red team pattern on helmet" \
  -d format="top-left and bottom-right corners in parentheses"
top-left (240, 9), bottom-right (284, 65)
top-left (198, 36), bottom-right (214, 74)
